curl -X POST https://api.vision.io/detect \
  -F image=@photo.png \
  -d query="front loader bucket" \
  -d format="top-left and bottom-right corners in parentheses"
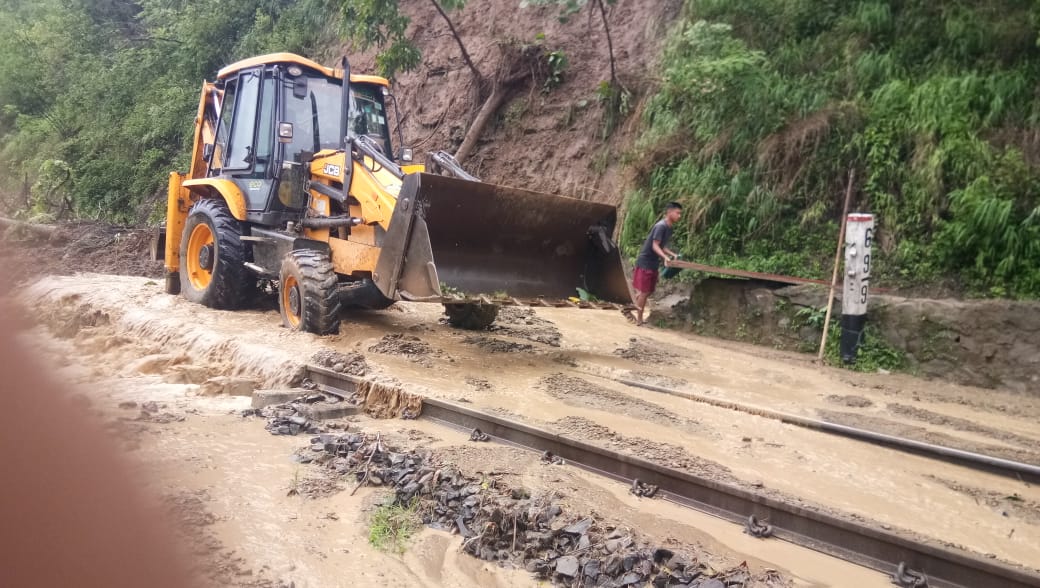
top-left (374, 173), bottom-right (632, 306)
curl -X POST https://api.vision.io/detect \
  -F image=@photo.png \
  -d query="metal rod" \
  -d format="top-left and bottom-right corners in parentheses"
top-left (614, 377), bottom-right (1040, 484)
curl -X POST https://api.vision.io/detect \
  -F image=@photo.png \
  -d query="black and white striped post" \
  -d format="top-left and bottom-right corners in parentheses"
top-left (840, 213), bottom-right (875, 364)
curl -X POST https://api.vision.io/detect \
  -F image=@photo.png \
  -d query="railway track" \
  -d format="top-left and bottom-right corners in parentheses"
top-left (306, 364), bottom-right (1040, 588)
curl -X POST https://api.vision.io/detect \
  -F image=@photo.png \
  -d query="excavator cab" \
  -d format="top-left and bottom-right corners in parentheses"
top-left (162, 53), bottom-right (632, 334)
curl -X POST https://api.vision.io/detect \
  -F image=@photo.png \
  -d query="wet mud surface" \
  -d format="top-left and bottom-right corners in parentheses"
top-left (12, 275), bottom-right (1040, 577)
top-left (551, 416), bottom-right (735, 482)
top-left (539, 373), bottom-right (698, 430)
top-left (612, 337), bottom-right (684, 365)
top-left (886, 402), bottom-right (1040, 451)
top-left (819, 409), bottom-right (1040, 465)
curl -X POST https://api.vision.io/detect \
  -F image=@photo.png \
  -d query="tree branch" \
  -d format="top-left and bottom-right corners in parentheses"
top-left (594, 0), bottom-right (617, 85)
top-left (428, 0), bottom-right (482, 84)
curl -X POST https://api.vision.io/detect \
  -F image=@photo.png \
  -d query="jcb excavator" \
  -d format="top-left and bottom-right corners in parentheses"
top-left (159, 53), bottom-right (631, 334)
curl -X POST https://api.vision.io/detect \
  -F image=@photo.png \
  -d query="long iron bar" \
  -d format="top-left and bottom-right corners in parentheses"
top-left (608, 376), bottom-right (1040, 484)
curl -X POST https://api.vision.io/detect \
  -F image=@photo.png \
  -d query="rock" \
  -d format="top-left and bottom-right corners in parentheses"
top-left (563, 517), bottom-right (592, 535)
top-left (526, 531), bottom-right (552, 545)
top-left (633, 558), bottom-right (652, 576)
top-left (555, 555), bottom-right (580, 577)
top-left (619, 571), bottom-right (643, 585)
top-left (699, 580), bottom-right (725, 588)
top-left (605, 536), bottom-right (631, 553)
top-left (653, 548), bottom-right (674, 563)
top-left (583, 560), bottom-right (601, 577)
top-left (200, 376), bottom-right (255, 397)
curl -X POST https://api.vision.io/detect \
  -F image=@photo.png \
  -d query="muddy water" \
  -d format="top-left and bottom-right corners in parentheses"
top-left (18, 302), bottom-right (887, 588)
top-left (19, 328), bottom-right (531, 587)
top-left (20, 275), bottom-right (1040, 573)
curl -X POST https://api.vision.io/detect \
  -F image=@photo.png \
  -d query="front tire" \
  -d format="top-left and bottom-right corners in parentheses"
top-left (179, 198), bottom-right (248, 309)
top-left (279, 250), bottom-right (341, 335)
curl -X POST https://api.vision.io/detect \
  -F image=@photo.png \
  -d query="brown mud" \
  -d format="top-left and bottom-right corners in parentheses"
top-left (12, 274), bottom-right (1040, 577)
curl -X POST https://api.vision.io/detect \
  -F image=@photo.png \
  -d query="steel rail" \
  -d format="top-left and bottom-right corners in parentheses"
top-left (607, 377), bottom-right (1040, 485)
top-left (305, 365), bottom-right (1040, 588)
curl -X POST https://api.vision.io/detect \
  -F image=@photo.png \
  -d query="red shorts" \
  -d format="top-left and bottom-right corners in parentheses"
top-left (632, 267), bottom-right (659, 294)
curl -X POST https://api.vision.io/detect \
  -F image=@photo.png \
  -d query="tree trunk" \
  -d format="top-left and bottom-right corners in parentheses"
top-left (454, 81), bottom-right (511, 164)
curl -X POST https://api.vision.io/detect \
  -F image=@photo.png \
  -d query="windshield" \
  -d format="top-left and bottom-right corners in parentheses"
top-left (282, 73), bottom-right (343, 164)
top-left (348, 83), bottom-right (393, 156)
top-left (281, 74), bottom-right (393, 163)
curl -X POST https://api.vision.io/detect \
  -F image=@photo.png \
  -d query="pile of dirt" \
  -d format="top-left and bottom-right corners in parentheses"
top-left (491, 307), bottom-right (562, 347)
top-left (1, 221), bottom-right (162, 295)
top-left (368, 333), bottom-right (445, 368)
top-left (462, 335), bottom-right (535, 353)
top-left (613, 337), bottom-right (682, 365)
top-left (310, 348), bottom-right (368, 376)
top-left (825, 394), bottom-right (874, 408)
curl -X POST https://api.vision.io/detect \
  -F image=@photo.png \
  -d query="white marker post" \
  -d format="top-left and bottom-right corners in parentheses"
top-left (841, 213), bottom-right (875, 363)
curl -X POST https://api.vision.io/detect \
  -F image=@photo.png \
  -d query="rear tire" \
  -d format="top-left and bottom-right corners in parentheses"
top-left (443, 302), bottom-right (499, 330)
top-left (279, 250), bottom-right (341, 335)
top-left (179, 198), bottom-right (248, 309)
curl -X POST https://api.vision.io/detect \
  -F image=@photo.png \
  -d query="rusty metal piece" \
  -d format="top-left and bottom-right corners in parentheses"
top-left (744, 514), bottom-right (774, 538)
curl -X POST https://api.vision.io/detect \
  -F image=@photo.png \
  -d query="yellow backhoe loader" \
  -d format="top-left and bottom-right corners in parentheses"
top-left (158, 53), bottom-right (631, 334)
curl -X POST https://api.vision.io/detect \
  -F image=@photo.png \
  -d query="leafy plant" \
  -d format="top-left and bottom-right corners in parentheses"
top-left (624, 1), bottom-right (1040, 299)
top-left (794, 305), bottom-right (826, 329)
top-left (822, 321), bottom-right (908, 373)
top-left (368, 497), bottom-right (421, 553)
top-left (543, 50), bottom-right (568, 93)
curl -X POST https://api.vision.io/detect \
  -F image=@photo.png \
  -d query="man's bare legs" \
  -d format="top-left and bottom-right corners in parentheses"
top-left (635, 291), bottom-right (649, 325)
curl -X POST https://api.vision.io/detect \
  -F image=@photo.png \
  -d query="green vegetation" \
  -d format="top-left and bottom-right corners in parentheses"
top-left (623, 1), bottom-right (1040, 298)
top-left (822, 321), bottom-right (908, 373)
top-left (368, 497), bottom-right (421, 553)
top-left (543, 50), bottom-right (568, 93)
top-left (0, 0), bottom-right (338, 223)
top-left (789, 304), bottom-right (908, 372)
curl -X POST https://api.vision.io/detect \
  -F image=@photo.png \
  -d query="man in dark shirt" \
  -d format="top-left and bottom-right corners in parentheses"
top-left (632, 201), bottom-right (682, 325)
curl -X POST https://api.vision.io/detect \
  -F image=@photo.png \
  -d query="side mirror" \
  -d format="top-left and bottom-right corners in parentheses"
top-left (278, 122), bottom-right (293, 143)
top-left (399, 147), bottom-right (414, 163)
top-left (202, 143), bottom-right (214, 162)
